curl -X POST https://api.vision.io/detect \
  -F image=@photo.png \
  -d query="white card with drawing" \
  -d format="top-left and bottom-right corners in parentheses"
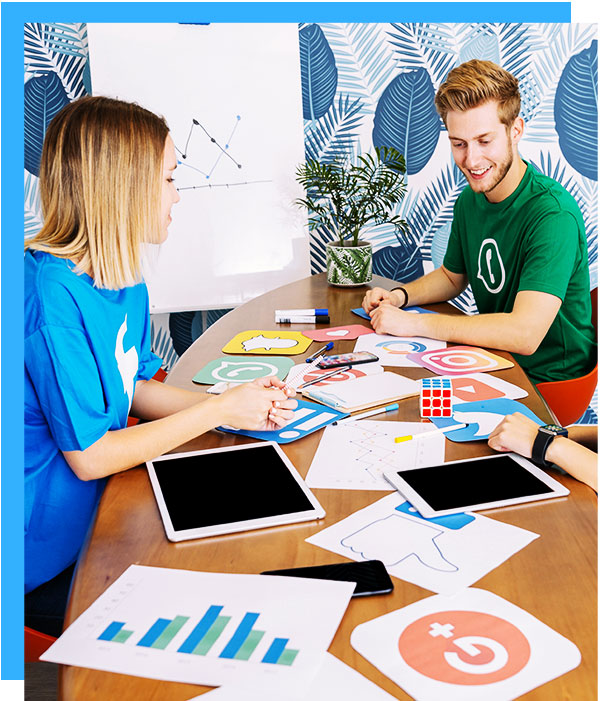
top-left (354, 333), bottom-right (446, 367)
top-left (306, 494), bottom-right (538, 595)
top-left (305, 421), bottom-right (445, 490)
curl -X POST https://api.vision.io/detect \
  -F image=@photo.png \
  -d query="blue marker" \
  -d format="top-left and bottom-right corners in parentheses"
top-left (305, 341), bottom-right (334, 362)
top-left (276, 308), bottom-right (329, 316)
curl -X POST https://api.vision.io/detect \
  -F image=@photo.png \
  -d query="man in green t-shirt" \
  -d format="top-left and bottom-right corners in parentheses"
top-left (362, 59), bottom-right (596, 384)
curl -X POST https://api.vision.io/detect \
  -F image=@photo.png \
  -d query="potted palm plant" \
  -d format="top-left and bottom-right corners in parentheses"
top-left (296, 146), bottom-right (408, 286)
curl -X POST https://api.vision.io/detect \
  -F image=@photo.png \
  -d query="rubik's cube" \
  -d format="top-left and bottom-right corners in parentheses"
top-left (420, 377), bottom-right (453, 418)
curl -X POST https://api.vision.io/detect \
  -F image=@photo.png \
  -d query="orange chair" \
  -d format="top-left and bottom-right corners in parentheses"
top-left (25, 626), bottom-right (57, 663)
top-left (536, 288), bottom-right (598, 426)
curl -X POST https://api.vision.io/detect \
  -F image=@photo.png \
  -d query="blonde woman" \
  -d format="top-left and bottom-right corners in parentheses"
top-left (25, 96), bottom-right (296, 634)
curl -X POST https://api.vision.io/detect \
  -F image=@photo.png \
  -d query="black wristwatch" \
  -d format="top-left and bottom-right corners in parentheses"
top-left (531, 423), bottom-right (568, 467)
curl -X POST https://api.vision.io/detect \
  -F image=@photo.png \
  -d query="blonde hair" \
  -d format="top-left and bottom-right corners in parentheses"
top-left (435, 59), bottom-right (521, 128)
top-left (25, 96), bottom-right (169, 289)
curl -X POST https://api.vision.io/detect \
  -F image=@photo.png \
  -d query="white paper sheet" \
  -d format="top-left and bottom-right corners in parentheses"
top-left (306, 494), bottom-right (539, 595)
top-left (41, 565), bottom-right (354, 694)
top-left (306, 420), bottom-right (445, 490)
top-left (351, 588), bottom-right (581, 701)
top-left (354, 333), bottom-right (446, 367)
top-left (192, 651), bottom-right (398, 700)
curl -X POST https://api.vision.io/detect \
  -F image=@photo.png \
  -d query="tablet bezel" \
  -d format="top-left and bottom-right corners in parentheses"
top-left (146, 441), bottom-right (325, 542)
top-left (383, 452), bottom-right (570, 518)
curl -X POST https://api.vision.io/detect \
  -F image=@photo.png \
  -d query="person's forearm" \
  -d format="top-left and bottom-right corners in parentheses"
top-left (130, 379), bottom-right (208, 420)
top-left (64, 396), bottom-right (226, 481)
top-left (411, 310), bottom-right (539, 355)
top-left (546, 437), bottom-right (598, 492)
top-left (402, 266), bottom-right (467, 307)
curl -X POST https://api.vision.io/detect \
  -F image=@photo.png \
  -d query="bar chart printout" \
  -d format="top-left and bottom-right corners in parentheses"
top-left (97, 606), bottom-right (300, 665)
top-left (42, 565), bottom-right (354, 691)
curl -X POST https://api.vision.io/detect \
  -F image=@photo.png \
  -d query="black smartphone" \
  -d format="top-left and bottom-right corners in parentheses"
top-left (317, 351), bottom-right (379, 369)
top-left (261, 560), bottom-right (393, 597)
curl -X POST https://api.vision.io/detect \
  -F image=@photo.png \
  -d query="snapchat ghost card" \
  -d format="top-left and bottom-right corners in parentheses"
top-left (222, 330), bottom-right (313, 355)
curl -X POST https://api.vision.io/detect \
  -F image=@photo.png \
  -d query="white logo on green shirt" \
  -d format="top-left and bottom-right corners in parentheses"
top-left (115, 314), bottom-right (138, 409)
top-left (477, 239), bottom-right (506, 294)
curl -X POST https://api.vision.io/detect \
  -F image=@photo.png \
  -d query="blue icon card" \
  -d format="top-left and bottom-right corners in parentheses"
top-left (218, 399), bottom-right (349, 444)
top-left (352, 306), bottom-right (437, 320)
top-left (428, 398), bottom-right (543, 442)
top-left (395, 501), bottom-right (475, 529)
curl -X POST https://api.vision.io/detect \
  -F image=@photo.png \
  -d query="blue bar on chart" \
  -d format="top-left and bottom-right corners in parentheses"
top-left (137, 618), bottom-right (172, 648)
top-left (262, 637), bottom-right (299, 666)
top-left (219, 612), bottom-right (260, 659)
top-left (98, 621), bottom-right (134, 643)
top-left (178, 605), bottom-right (223, 654)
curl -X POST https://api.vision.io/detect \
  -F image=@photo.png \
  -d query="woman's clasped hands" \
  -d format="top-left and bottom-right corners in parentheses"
top-left (212, 376), bottom-right (297, 431)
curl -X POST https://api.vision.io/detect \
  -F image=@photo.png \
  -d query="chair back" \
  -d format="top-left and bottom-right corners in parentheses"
top-left (536, 287), bottom-right (598, 425)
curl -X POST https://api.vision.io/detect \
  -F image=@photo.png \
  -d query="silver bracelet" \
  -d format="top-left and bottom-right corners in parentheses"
top-left (390, 286), bottom-right (409, 309)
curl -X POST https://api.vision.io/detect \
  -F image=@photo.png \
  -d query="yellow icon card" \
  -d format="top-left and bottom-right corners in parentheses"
top-left (222, 330), bottom-right (313, 355)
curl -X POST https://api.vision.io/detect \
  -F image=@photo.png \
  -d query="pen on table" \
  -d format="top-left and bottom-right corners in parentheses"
top-left (297, 366), bottom-right (351, 390)
top-left (276, 315), bottom-right (331, 324)
top-left (276, 308), bottom-right (329, 316)
top-left (333, 403), bottom-right (400, 425)
top-left (394, 423), bottom-right (468, 443)
top-left (305, 341), bottom-right (334, 362)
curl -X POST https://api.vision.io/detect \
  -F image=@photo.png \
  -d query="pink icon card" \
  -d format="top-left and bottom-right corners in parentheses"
top-left (407, 346), bottom-right (514, 376)
top-left (302, 324), bottom-right (374, 342)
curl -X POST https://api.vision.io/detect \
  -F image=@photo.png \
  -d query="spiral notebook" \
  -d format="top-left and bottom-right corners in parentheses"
top-left (302, 371), bottom-right (419, 412)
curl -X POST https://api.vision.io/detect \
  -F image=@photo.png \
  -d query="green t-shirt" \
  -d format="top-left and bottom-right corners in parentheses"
top-left (443, 162), bottom-right (596, 384)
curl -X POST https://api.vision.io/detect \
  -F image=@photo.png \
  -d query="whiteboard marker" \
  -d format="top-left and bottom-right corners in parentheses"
top-left (275, 308), bottom-right (329, 316)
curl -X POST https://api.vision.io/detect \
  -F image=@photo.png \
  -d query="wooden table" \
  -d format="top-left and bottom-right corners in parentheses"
top-left (61, 274), bottom-right (597, 700)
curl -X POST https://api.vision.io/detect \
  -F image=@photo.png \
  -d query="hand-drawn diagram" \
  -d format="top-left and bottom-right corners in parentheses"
top-left (306, 421), bottom-right (445, 490)
top-left (342, 514), bottom-right (458, 572)
top-left (173, 116), bottom-right (272, 192)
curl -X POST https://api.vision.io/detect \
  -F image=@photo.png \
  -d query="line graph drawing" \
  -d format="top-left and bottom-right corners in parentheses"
top-left (173, 115), bottom-right (273, 191)
top-left (306, 420), bottom-right (445, 490)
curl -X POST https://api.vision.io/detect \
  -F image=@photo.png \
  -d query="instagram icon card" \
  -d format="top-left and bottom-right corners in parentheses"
top-left (407, 346), bottom-right (514, 376)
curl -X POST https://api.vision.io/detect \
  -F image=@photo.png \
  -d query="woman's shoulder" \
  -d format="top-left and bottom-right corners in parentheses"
top-left (25, 250), bottom-right (91, 333)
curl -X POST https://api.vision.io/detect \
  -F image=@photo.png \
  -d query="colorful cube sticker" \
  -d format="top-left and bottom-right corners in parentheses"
top-left (421, 378), bottom-right (453, 418)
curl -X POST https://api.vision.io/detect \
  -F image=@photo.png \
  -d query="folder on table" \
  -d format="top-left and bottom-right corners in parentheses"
top-left (302, 371), bottom-right (419, 412)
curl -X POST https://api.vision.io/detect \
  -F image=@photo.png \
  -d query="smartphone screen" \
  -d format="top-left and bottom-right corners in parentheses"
top-left (317, 351), bottom-right (379, 369)
top-left (261, 560), bottom-right (393, 597)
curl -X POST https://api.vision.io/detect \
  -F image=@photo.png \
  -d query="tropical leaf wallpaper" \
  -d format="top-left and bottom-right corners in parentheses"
top-left (23, 22), bottom-right (597, 420)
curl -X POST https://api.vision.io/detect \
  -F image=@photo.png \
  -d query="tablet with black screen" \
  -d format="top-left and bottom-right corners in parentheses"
top-left (383, 453), bottom-right (569, 518)
top-left (147, 442), bottom-right (325, 542)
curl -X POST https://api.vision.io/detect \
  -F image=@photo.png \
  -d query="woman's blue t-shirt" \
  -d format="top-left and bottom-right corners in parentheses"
top-left (24, 250), bottom-right (162, 592)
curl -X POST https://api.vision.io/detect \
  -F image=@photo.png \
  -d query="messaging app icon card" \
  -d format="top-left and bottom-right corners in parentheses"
top-left (193, 356), bottom-right (294, 384)
top-left (222, 330), bottom-right (313, 355)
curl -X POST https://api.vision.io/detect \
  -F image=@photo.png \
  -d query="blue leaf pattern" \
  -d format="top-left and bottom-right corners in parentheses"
top-left (373, 244), bottom-right (424, 282)
top-left (554, 40), bottom-right (598, 180)
top-left (25, 72), bottom-right (70, 176)
top-left (299, 24), bottom-right (338, 121)
top-left (372, 68), bottom-right (441, 175)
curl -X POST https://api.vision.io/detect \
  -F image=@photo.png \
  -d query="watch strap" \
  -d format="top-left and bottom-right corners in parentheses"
top-left (532, 430), bottom-right (555, 467)
top-left (390, 286), bottom-right (408, 309)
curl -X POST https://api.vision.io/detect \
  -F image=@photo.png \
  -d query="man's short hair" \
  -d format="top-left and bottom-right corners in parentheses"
top-left (435, 59), bottom-right (521, 128)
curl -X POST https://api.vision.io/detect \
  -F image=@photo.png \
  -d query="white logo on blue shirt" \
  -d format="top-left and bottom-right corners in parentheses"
top-left (477, 238), bottom-right (506, 294)
top-left (115, 315), bottom-right (138, 409)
